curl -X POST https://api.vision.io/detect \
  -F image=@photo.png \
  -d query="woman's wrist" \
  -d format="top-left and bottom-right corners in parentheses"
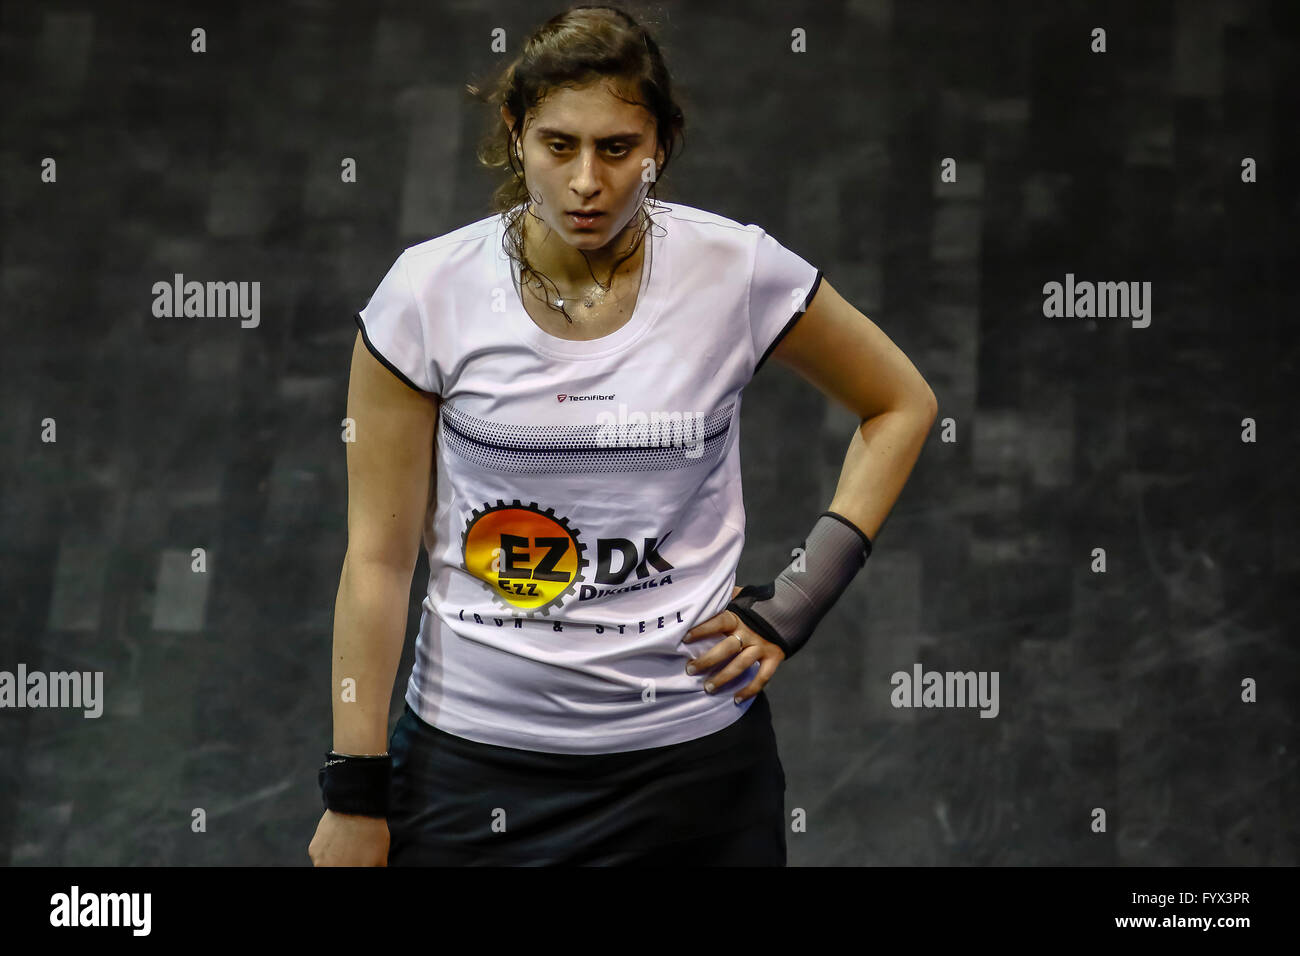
top-left (726, 511), bottom-right (871, 659)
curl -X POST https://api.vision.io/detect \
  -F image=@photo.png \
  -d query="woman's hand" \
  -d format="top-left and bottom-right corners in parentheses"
top-left (308, 809), bottom-right (390, 866)
top-left (681, 585), bottom-right (786, 703)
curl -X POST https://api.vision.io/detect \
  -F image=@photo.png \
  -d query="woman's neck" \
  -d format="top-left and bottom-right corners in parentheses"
top-left (521, 205), bottom-right (646, 288)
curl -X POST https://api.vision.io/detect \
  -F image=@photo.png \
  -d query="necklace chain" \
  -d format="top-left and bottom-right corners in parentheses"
top-left (555, 283), bottom-right (610, 310)
top-left (525, 206), bottom-right (650, 318)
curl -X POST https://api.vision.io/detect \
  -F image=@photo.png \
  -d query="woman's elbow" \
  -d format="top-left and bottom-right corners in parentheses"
top-left (922, 388), bottom-right (939, 422)
top-left (897, 384), bottom-right (938, 423)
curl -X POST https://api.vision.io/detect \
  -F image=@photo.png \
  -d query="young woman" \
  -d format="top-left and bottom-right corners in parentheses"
top-left (309, 4), bottom-right (937, 867)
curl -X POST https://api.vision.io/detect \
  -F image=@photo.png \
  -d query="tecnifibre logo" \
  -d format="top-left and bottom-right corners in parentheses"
top-left (50, 886), bottom-right (151, 935)
top-left (557, 393), bottom-right (615, 402)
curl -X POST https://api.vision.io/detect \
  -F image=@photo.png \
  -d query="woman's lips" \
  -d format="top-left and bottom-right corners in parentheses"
top-left (567, 212), bottom-right (605, 228)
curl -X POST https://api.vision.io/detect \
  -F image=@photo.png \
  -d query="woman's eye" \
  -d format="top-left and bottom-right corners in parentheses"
top-left (544, 143), bottom-right (629, 157)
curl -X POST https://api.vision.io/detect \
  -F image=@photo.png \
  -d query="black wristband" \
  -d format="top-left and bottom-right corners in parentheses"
top-left (318, 750), bottom-right (392, 818)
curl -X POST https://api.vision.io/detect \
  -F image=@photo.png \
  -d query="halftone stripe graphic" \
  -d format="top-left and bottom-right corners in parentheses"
top-left (440, 402), bottom-right (734, 474)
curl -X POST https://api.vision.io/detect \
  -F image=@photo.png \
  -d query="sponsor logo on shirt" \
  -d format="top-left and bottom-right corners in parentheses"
top-left (461, 500), bottom-right (675, 616)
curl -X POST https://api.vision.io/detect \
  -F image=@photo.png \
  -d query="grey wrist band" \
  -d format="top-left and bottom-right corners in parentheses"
top-left (726, 511), bottom-right (871, 659)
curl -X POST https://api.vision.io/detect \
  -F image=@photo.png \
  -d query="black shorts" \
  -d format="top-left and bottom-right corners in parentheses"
top-left (386, 690), bottom-right (787, 866)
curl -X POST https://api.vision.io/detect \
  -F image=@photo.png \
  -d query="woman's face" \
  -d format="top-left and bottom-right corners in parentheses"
top-left (503, 81), bottom-right (663, 254)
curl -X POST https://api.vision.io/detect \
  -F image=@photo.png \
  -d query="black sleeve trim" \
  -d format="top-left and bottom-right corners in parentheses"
top-left (726, 600), bottom-right (794, 659)
top-left (753, 269), bottom-right (824, 374)
top-left (353, 311), bottom-right (435, 396)
top-left (819, 510), bottom-right (873, 557)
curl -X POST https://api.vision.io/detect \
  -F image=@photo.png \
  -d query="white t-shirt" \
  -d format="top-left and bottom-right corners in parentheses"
top-left (355, 199), bottom-right (822, 753)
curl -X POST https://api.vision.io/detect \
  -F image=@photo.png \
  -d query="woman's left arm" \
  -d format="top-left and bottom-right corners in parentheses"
top-left (769, 278), bottom-right (939, 542)
top-left (682, 280), bottom-right (938, 698)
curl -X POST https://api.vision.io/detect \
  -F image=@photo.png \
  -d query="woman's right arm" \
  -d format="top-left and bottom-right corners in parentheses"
top-left (332, 330), bottom-right (440, 755)
top-left (310, 332), bottom-right (439, 866)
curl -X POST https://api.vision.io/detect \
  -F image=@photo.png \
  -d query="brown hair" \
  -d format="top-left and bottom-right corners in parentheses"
top-left (465, 3), bottom-right (686, 323)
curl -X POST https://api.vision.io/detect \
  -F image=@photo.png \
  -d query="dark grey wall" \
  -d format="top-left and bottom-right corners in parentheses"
top-left (1, 0), bottom-right (1295, 866)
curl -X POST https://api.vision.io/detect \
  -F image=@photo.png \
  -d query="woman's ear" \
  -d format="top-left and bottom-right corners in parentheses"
top-left (501, 107), bottom-right (522, 162)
